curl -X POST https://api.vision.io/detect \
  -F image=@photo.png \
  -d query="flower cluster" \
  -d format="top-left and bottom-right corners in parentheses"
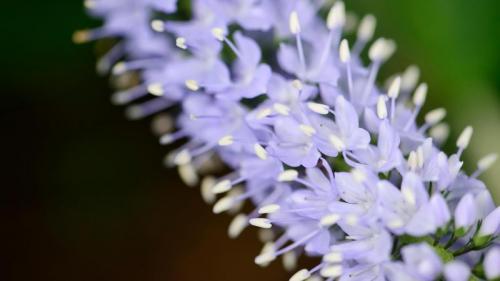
top-left (76, 0), bottom-right (500, 280)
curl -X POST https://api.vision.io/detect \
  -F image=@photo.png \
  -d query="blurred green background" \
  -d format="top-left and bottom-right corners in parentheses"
top-left (1, 0), bottom-right (499, 280)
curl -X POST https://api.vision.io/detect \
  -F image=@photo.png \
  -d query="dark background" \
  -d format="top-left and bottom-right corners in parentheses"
top-left (2, 0), bottom-right (499, 280)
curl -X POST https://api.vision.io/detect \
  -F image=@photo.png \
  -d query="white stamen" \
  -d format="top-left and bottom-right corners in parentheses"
top-left (299, 124), bottom-right (316, 136)
top-left (289, 269), bottom-right (310, 281)
top-left (175, 37), bottom-right (187, 49)
top-left (72, 30), bottom-right (91, 44)
top-left (369, 38), bottom-right (396, 62)
top-left (387, 76), bottom-right (401, 99)
top-left (177, 164), bottom-right (198, 187)
top-left (388, 219), bottom-right (405, 228)
top-left (258, 204), bottom-right (281, 214)
top-left (401, 65), bottom-right (420, 91)
top-left (425, 108), bottom-right (446, 125)
top-left (173, 149), bottom-right (191, 165)
top-left (212, 179), bottom-right (232, 194)
top-left (357, 14), bottom-right (376, 42)
top-left (339, 39), bottom-right (351, 63)
top-left (329, 134), bottom-right (346, 151)
top-left (273, 103), bottom-right (291, 116)
top-left (278, 170), bottom-right (299, 182)
top-left (324, 251), bottom-right (343, 263)
top-left (416, 146), bottom-right (425, 169)
top-left (212, 196), bottom-right (234, 214)
top-left (345, 214), bottom-right (358, 226)
top-left (258, 229), bottom-right (275, 243)
top-left (254, 143), bottom-right (268, 160)
top-left (289, 11), bottom-right (301, 34)
top-left (307, 102), bottom-right (330, 115)
top-left (320, 213), bottom-right (341, 227)
top-left (351, 168), bottom-right (367, 183)
top-left (84, 0), bottom-right (96, 9)
top-left (211, 27), bottom-right (225, 41)
top-left (291, 79), bottom-right (303, 90)
top-left (408, 151), bottom-right (418, 170)
top-left (218, 135), bottom-right (234, 146)
top-left (456, 126), bottom-right (473, 150)
top-left (402, 187), bottom-right (416, 206)
top-left (185, 79), bottom-right (199, 91)
top-left (111, 62), bottom-right (127, 75)
top-left (326, 1), bottom-right (345, 30)
top-left (250, 218), bottom-right (272, 229)
top-left (255, 243), bottom-right (276, 266)
top-left (283, 251), bottom-right (297, 271)
top-left (159, 134), bottom-right (174, 145)
top-left (413, 83), bottom-right (428, 106)
top-left (478, 153), bottom-right (498, 171)
top-left (147, 83), bottom-right (164, 96)
top-left (201, 177), bottom-right (216, 204)
top-left (429, 123), bottom-right (450, 144)
top-left (376, 95), bottom-right (388, 119)
top-left (151, 20), bottom-right (165, 32)
top-left (256, 107), bottom-right (273, 119)
top-left (320, 265), bottom-right (343, 278)
top-left (228, 214), bottom-right (248, 239)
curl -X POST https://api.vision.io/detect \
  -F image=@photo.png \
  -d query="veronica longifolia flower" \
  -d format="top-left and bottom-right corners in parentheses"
top-left (77, 0), bottom-right (499, 280)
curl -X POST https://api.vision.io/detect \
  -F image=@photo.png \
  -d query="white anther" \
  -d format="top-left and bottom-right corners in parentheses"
top-left (290, 269), bottom-right (311, 281)
top-left (173, 149), bottom-right (191, 165)
top-left (345, 214), bottom-right (358, 226)
top-left (211, 27), bottom-right (225, 41)
top-left (478, 153), bottom-right (498, 171)
top-left (401, 65), bottom-right (420, 91)
top-left (258, 204), bottom-right (281, 214)
top-left (212, 179), bottom-right (232, 194)
top-left (250, 218), bottom-right (272, 229)
top-left (387, 76), bottom-right (401, 99)
top-left (408, 151), bottom-right (418, 170)
top-left (273, 103), bottom-right (291, 115)
top-left (416, 146), bottom-right (425, 168)
top-left (212, 196), bottom-right (234, 214)
top-left (283, 251), bottom-right (298, 271)
top-left (254, 143), bottom-right (268, 160)
top-left (402, 187), bottom-right (416, 206)
top-left (357, 14), bottom-right (376, 41)
top-left (329, 134), bottom-right (346, 151)
top-left (425, 108), bottom-right (446, 125)
top-left (150, 20), bottom-right (164, 32)
top-left (201, 177), bottom-right (216, 204)
top-left (320, 213), bottom-right (341, 227)
top-left (320, 264), bottom-right (343, 278)
top-left (326, 1), bottom-right (345, 30)
top-left (299, 124), bottom-right (316, 136)
top-left (324, 251), bottom-right (343, 263)
top-left (413, 83), bottom-right (428, 106)
top-left (111, 62), bottom-right (127, 75)
top-left (256, 107), bottom-right (273, 119)
top-left (218, 135), bottom-right (234, 146)
top-left (351, 168), bottom-right (367, 183)
top-left (228, 214), bottom-right (248, 239)
top-left (147, 83), bottom-right (164, 96)
top-left (292, 79), bottom-right (303, 90)
top-left (307, 102), bottom-right (330, 115)
top-left (376, 95), bottom-right (388, 119)
top-left (84, 0), bottom-right (96, 9)
top-left (369, 38), bottom-right (396, 62)
top-left (339, 39), bottom-right (351, 63)
top-left (278, 170), bottom-right (298, 182)
top-left (429, 123), bottom-right (450, 144)
top-left (289, 11), bottom-right (301, 34)
top-left (258, 229), bottom-right (275, 243)
top-left (177, 164), bottom-right (198, 187)
top-left (255, 244), bottom-right (276, 266)
top-left (456, 126), bottom-right (473, 150)
top-left (175, 37), bottom-right (187, 49)
top-left (185, 79), bottom-right (199, 91)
